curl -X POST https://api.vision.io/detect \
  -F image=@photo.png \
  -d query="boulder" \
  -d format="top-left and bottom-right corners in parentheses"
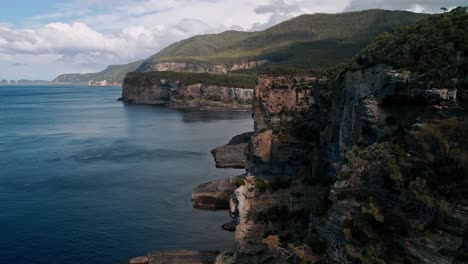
top-left (211, 143), bottom-right (248, 169)
top-left (192, 176), bottom-right (241, 210)
top-left (211, 132), bottom-right (253, 169)
top-left (129, 256), bottom-right (149, 264)
top-left (221, 220), bottom-right (237, 232)
top-left (214, 252), bottom-right (237, 264)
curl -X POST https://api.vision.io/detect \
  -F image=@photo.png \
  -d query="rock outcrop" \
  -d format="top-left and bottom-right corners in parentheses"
top-left (192, 176), bottom-right (241, 210)
top-left (211, 132), bottom-right (253, 169)
top-left (120, 73), bottom-right (254, 110)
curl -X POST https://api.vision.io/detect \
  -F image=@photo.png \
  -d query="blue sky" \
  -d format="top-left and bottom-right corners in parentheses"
top-left (2, 0), bottom-right (62, 25)
top-left (0, 0), bottom-right (465, 80)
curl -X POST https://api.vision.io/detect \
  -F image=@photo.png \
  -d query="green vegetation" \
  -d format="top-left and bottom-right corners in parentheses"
top-left (337, 118), bottom-right (468, 263)
top-left (305, 238), bottom-right (327, 256)
top-left (53, 60), bottom-right (143, 83)
top-left (145, 10), bottom-right (426, 68)
top-left (54, 9), bottom-right (427, 83)
top-left (254, 177), bottom-right (292, 194)
top-left (356, 7), bottom-right (468, 88)
top-left (246, 206), bottom-right (309, 225)
top-left (235, 178), bottom-right (245, 187)
top-left (413, 118), bottom-right (468, 195)
top-left (314, 189), bottom-right (331, 216)
top-left (126, 71), bottom-right (257, 89)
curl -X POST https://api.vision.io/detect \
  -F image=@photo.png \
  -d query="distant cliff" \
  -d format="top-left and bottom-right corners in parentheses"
top-left (120, 72), bottom-right (256, 110)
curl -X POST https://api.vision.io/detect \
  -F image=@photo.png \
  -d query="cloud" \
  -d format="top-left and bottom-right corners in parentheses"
top-left (344, 0), bottom-right (465, 13)
top-left (0, 17), bottom-right (230, 79)
top-left (251, 0), bottom-right (350, 30)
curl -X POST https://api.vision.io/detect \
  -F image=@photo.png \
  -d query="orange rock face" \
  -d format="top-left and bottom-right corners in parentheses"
top-left (253, 76), bottom-right (320, 131)
top-left (252, 130), bottom-right (273, 163)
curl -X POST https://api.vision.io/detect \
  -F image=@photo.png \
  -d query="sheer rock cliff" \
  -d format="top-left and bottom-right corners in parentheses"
top-left (220, 64), bottom-right (466, 263)
top-left (120, 73), bottom-right (254, 110)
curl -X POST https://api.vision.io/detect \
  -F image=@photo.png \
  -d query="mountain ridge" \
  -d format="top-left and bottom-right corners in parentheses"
top-left (53, 9), bottom-right (429, 84)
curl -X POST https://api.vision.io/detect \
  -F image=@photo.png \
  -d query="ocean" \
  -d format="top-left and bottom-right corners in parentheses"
top-left (0, 85), bottom-right (252, 264)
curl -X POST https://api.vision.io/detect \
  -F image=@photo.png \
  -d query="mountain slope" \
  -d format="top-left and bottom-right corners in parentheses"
top-left (139, 9), bottom-right (428, 70)
top-left (53, 9), bottom-right (428, 83)
top-left (53, 60), bottom-right (143, 84)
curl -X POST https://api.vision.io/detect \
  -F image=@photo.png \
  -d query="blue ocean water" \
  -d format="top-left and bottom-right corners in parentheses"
top-left (0, 85), bottom-right (252, 264)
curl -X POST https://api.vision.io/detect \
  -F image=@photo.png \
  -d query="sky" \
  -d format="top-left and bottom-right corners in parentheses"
top-left (0, 0), bottom-right (466, 80)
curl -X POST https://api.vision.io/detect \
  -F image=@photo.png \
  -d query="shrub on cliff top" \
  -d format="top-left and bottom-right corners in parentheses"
top-left (413, 118), bottom-right (468, 196)
top-left (355, 7), bottom-right (468, 88)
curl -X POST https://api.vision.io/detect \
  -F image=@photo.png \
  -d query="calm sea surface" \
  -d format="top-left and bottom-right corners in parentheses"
top-left (0, 85), bottom-right (252, 264)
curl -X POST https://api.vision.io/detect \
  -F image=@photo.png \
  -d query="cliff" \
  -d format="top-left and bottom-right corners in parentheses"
top-left (130, 7), bottom-right (468, 264)
top-left (120, 72), bottom-right (255, 110)
top-left (220, 62), bottom-right (466, 263)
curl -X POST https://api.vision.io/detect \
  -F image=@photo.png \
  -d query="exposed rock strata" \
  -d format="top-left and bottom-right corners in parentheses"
top-left (138, 60), bottom-right (269, 74)
top-left (171, 84), bottom-right (253, 110)
top-left (250, 76), bottom-right (323, 178)
top-left (253, 76), bottom-right (319, 131)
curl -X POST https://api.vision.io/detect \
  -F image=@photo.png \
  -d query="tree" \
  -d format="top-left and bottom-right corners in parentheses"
top-left (441, 7), bottom-right (448, 12)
